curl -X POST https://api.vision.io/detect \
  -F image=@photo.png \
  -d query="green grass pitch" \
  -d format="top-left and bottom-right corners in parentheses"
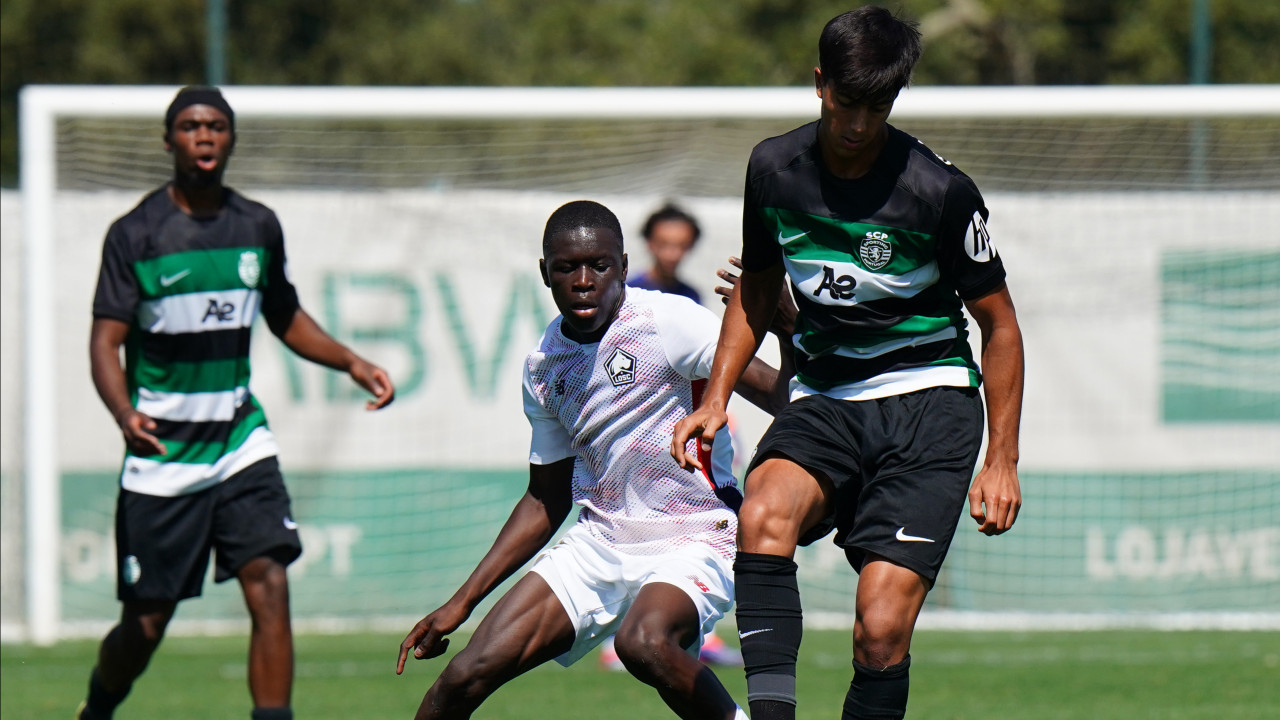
top-left (3, 630), bottom-right (1276, 719)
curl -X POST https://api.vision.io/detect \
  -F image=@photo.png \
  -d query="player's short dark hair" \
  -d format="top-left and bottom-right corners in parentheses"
top-left (819, 6), bottom-right (922, 104)
top-left (641, 202), bottom-right (701, 245)
top-left (542, 200), bottom-right (624, 257)
top-left (165, 85), bottom-right (235, 133)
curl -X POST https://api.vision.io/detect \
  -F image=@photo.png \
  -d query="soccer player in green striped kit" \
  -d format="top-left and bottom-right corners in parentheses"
top-left (77, 86), bottom-right (396, 720)
top-left (673, 7), bottom-right (1025, 720)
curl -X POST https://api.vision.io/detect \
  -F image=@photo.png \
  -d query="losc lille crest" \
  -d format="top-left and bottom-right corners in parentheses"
top-left (859, 231), bottom-right (892, 270)
top-left (604, 347), bottom-right (637, 387)
top-left (238, 251), bottom-right (261, 288)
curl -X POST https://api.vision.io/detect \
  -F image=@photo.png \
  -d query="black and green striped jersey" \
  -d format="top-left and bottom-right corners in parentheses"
top-left (741, 122), bottom-right (1006, 400)
top-left (92, 186), bottom-right (300, 497)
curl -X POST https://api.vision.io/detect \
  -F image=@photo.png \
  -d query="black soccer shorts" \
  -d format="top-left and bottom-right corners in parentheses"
top-left (747, 386), bottom-right (984, 582)
top-left (114, 456), bottom-right (303, 602)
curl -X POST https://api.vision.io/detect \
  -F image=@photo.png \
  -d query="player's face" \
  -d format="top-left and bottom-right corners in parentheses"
top-left (815, 68), bottom-right (893, 178)
top-left (165, 104), bottom-right (235, 185)
top-left (646, 219), bottom-right (696, 280)
top-left (540, 227), bottom-right (628, 344)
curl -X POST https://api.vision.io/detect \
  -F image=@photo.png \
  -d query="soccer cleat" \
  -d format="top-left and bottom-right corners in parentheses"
top-left (698, 631), bottom-right (743, 667)
top-left (598, 635), bottom-right (625, 671)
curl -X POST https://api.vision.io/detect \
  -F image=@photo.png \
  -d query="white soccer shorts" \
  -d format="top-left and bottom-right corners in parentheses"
top-left (530, 522), bottom-right (735, 667)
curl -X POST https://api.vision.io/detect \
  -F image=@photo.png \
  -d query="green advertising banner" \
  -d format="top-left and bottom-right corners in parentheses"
top-left (61, 468), bottom-right (1278, 626)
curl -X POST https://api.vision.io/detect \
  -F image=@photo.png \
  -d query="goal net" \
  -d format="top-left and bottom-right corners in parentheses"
top-left (4, 85), bottom-right (1278, 643)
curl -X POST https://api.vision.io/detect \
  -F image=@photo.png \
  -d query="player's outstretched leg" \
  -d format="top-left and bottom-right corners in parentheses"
top-left (733, 456), bottom-right (831, 720)
top-left (734, 551), bottom-right (803, 720)
top-left (415, 573), bottom-right (575, 720)
top-left (613, 582), bottom-right (744, 720)
top-left (76, 600), bottom-right (176, 719)
top-left (842, 557), bottom-right (928, 720)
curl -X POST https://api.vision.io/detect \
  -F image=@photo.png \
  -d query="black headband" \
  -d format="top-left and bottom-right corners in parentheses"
top-left (164, 86), bottom-right (235, 132)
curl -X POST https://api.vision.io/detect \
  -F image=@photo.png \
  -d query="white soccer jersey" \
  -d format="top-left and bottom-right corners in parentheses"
top-left (523, 288), bottom-right (738, 559)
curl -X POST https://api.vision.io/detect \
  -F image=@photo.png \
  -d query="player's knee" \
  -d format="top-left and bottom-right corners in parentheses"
top-left (240, 559), bottom-right (291, 619)
top-left (613, 624), bottom-right (678, 678)
top-left (121, 603), bottom-right (174, 647)
top-left (736, 497), bottom-right (797, 548)
top-left (853, 613), bottom-right (912, 668)
top-left (239, 556), bottom-right (289, 589)
top-left (428, 663), bottom-right (487, 711)
top-left (435, 647), bottom-right (510, 704)
top-left (132, 618), bottom-right (169, 648)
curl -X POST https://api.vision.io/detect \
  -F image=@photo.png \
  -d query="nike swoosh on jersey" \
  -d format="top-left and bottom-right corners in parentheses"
top-left (159, 269), bottom-right (191, 287)
top-left (777, 230), bottom-right (809, 244)
top-left (283, 517), bottom-right (299, 530)
top-left (738, 628), bottom-right (772, 639)
top-left (895, 527), bottom-right (935, 543)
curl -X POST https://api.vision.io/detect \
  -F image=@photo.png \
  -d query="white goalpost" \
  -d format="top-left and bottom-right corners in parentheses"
top-left (8, 84), bottom-right (1280, 645)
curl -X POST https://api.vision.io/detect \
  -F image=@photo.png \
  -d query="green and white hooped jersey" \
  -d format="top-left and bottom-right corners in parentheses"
top-left (741, 123), bottom-right (1007, 400)
top-left (93, 187), bottom-right (300, 496)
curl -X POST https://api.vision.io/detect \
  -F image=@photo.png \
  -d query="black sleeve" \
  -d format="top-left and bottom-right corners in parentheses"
top-left (740, 162), bottom-right (781, 273)
top-left (260, 211), bottom-right (301, 335)
top-left (91, 221), bottom-right (140, 323)
top-left (936, 175), bottom-right (1006, 300)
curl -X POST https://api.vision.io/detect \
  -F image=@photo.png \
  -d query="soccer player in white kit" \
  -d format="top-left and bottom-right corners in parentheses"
top-left (397, 200), bottom-right (791, 720)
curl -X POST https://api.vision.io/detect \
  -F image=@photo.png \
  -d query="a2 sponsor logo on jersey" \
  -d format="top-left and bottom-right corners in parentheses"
top-left (203, 299), bottom-right (237, 323)
top-left (815, 266), bottom-right (857, 300)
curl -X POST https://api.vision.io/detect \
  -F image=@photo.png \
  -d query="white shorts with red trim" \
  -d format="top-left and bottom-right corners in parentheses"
top-left (530, 522), bottom-right (734, 667)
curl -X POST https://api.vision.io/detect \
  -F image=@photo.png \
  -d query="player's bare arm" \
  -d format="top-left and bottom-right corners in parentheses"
top-left (89, 317), bottom-right (166, 456)
top-left (715, 256), bottom-right (798, 345)
top-left (963, 282), bottom-right (1025, 535)
top-left (397, 456), bottom-right (574, 674)
top-left (719, 256), bottom-right (797, 416)
top-left (734, 357), bottom-right (792, 417)
top-left (274, 307), bottom-right (396, 409)
top-left (671, 262), bottom-right (786, 470)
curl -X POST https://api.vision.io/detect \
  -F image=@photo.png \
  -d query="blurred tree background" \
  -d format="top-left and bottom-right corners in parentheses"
top-left (2, 0), bottom-right (1278, 186)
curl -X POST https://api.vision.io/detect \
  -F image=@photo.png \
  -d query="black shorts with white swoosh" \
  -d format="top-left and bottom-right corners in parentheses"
top-left (747, 386), bottom-right (983, 582)
top-left (115, 456), bottom-right (301, 601)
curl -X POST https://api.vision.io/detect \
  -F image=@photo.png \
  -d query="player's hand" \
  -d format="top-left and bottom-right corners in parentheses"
top-left (968, 461), bottom-right (1021, 535)
top-left (715, 256), bottom-right (797, 342)
top-left (670, 405), bottom-right (728, 472)
top-left (116, 409), bottom-right (167, 457)
top-left (396, 605), bottom-right (465, 674)
top-left (350, 359), bottom-right (395, 410)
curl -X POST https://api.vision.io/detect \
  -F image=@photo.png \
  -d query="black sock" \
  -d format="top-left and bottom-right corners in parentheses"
top-left (842, 655), bottom-right (911, 719)
top-left (735, 551), bottom-right (803, 720)
top-left (251, 708), bottom-right (293, 720)
top-left (83, 668), bottom-right (130, 719)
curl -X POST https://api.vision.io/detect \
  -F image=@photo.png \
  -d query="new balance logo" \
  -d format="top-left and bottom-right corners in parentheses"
top-left (738, 628), bottom-right (772, 639)
top-left (895, 527), bottom-right (935, 543)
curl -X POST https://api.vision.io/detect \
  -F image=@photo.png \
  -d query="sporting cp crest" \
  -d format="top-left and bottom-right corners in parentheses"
top-left (604, 347), bottom-right (637, 388)
top-left (859, 231), bottom-right (892, 270)
top-left (238, 251), bottom-right (261, 288)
